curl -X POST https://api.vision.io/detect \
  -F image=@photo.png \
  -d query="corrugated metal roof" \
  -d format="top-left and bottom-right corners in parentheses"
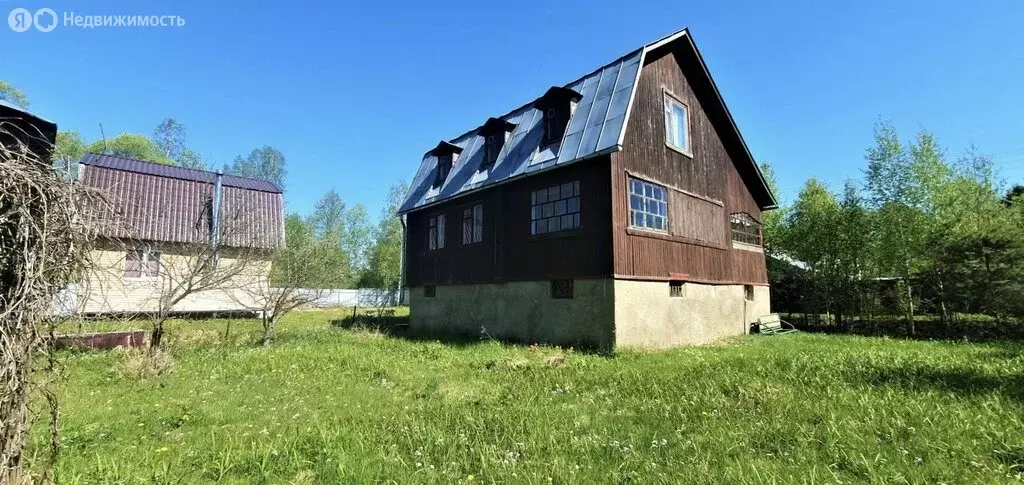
top-left (79, 154), bottom-right (284, 249)
top-left (79, 153), bottom-right (283, 193)
top-left (399, 28), bottom-right (778, 213)
top-left (399, 47), bottom-right (643, 214)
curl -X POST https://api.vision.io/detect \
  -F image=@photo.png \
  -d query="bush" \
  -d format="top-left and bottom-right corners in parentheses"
top-left (115, 348), bottom-right (174, 378)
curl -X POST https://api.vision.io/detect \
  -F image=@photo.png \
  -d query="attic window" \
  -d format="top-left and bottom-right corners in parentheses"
top-left (664, 91), bottom-right (691, 155)
top-left (479, 117), bottom-right (516, 169)
top-left (435, 154), bottom-right (453, 188)
top-left (536, 86), bottom-right (582, 147)
top-left (429, 141), bottom-right (463, 188)
top-left (484, 133), bottom-right (503, 167)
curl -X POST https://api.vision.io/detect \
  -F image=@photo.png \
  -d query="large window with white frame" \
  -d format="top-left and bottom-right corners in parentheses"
top-left (664, 92), bottom-right (690, 154)
top-left (628, 176), bottom-right (667, 232)
top-left (531, 181), bottom-right (580, 235)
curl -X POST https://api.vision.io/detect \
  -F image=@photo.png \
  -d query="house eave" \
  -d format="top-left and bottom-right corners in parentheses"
top-left (398, 144), bottom-right (620, 216)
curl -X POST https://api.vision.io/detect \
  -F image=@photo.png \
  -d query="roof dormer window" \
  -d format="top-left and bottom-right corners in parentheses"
top-left (484, 133), bottom-right (503, 167)
top-left (436, 154), bottom-right (453, 187)
top-left (429, 141), bottom-right (463, 189)
top-left (536, 86), bottom-right (583, 147)
top-left (479, 117), bottom-right (516, 169)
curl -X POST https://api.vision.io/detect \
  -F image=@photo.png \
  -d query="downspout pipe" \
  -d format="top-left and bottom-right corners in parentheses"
top-left (211, 171), bottom-right (223, 254)
top-left (398, 214), bottom-right (407, 306)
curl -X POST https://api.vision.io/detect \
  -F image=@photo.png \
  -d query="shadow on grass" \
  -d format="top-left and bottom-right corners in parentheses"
top-left (851, 362), bottom-right (1024, 403)
top-left (784, 313), bottom-right (1024, 343)
top-left (329, 314), bottom-right (614, 355)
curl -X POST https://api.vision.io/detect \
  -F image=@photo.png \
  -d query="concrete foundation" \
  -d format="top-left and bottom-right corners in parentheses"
top-left (408, 279), bottom-right (770, 349)
top-left (613, 280), bottom-right (769, 347)
top-left (408, 280), bottom-right (615, 350)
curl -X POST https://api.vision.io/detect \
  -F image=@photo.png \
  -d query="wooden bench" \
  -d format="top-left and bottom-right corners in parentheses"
top-left (758, 314), bottom-right (798, 335)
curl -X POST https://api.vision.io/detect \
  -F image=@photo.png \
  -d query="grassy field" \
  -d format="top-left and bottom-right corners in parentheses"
top-left (29, 309), bottom-right (1024, 483)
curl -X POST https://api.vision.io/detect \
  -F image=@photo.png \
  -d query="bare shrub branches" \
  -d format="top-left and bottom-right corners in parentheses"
top-left (0, 123), bottom-right (98, 483)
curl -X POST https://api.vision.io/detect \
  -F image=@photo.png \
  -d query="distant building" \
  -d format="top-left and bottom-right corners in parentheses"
top-left (399, 29), bottom-right (777, 349)
top-left (75, 153), bottom-right (284, 315)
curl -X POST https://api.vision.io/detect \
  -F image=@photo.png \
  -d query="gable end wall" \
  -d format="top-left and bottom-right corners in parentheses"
top-left (610, 45), bottom-right (768, 285)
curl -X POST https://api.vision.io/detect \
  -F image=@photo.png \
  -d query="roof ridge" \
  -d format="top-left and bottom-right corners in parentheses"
top-left (431, 28), bottom-right (691, 152)
top-left (81, 152), bottom-right (281, 188)
top-left (82, 151), bottom-right (214, 175)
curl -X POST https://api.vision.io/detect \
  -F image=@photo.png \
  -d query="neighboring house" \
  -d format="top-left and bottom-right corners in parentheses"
top-left (399, 28), bottom-right (777, 349)
top-left (75, 153), bottom-right (284, 315)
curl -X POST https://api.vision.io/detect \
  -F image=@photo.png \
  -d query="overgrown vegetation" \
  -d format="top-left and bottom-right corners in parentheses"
top-left (767, 122), bottom-right (1024, 334)
top-left (0, 124), bottom-right (98, 482)
top-left (280, 180), bottom-right (408, 293)
top-left (28, 310), bottom-right (1024, 483)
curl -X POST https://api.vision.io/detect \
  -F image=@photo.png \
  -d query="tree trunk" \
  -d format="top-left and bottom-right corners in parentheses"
top-left (262, 314), bottom-right (276, 346)
top-left (1, 350), bottom-right (30, 485)
top-left (150, 322), bottom-right (165, 349)
top-left (906, 282), bottom-right (915, 336)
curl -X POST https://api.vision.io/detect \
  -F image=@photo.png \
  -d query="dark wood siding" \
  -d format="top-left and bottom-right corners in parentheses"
top-left (611, 46), bottom-right (768, 285)
top-left (405, 157), bottom-right (613, 286)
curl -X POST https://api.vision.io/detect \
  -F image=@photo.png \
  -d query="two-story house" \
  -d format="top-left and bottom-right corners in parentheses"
top-left (399, 28), bottom-right (777, 349)
top-left (75, 153), bottom-right (284, 315)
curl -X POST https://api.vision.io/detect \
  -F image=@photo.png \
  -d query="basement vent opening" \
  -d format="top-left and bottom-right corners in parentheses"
top-left (669, 281), bottom-right (685, 298)
top-left (550, 279), bottom-right (574, 299)
top-left (424, 285), bottom-right (436, 298)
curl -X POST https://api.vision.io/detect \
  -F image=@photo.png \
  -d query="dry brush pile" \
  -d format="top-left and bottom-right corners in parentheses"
top-left (0, 124), bottom-right (99, 483)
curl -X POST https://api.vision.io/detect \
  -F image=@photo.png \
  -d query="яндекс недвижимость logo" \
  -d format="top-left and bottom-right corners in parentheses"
top-left (8, 7), bottom-right (57, 32)
top-left (8, 8), bottom-right (184, 32)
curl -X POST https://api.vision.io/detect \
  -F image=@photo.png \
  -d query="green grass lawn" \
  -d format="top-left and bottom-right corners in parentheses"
top-left (30, 310), bottom-right (1024, 483)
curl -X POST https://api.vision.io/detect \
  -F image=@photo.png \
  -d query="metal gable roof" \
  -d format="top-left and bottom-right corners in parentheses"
top-left (80, 153), bottom-right (283, 193)
top-left (399, 48), bottom-right (643, 214)
top-left (398, 28), bottom-right (777, 214)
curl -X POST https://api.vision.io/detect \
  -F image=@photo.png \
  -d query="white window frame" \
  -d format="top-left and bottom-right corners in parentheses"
top-left (628, 176), bottom-right (668, 233)
top-left (124, 248), bottom-right (161, 279)
top-left (531, 181), bottom-right (581, 236)
top-left (663, 91), bottom-right (691, 157)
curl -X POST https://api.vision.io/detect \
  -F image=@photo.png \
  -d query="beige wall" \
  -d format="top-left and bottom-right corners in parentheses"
top-left (408, 279), bottom-right (771, 350)
top-left (408, 280), bottom-right (616, 350)
top-left (613, 280), bottom-right (770, 348)
top-left (80, 247), bottom-right (272, 315)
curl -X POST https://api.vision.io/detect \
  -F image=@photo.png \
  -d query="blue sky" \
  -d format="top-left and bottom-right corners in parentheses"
top-left (3, 0), bottom-right (1023, 216)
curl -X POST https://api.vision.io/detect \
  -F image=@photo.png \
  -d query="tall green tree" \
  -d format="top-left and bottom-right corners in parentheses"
top-left (87, 133), bottom-right (173, 165)
top-left (758, 161), bottom-right (786, 255)
top-left (225, 146), bottom-right (286, 189)
top-left (0, 80), bottom-right (29, 108)
top-left (361, 181), bottom-right (409, 301)
top-left (343, 203), bottom-right (373, 274)
top-left (153, 118), bottom-right (207, 169)
top-left (864, 122), bottom-right (926, 330)
top-left (785, 178), bottom-right (843, 320)
top-left (308, 190), bottom-right (352, 287)
top-left (835, 179), bottom-right (874, 320)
